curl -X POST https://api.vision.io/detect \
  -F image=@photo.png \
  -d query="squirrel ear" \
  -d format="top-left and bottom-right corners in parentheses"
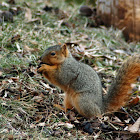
top-left (61, 44), bottom-right (69, 57)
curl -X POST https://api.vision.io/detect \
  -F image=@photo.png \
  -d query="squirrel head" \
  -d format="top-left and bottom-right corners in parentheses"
top-left (41, 44), bottom-right (70, 65)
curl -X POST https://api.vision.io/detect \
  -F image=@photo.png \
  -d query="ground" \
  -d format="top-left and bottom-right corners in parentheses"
top-left (0, 0), bottom-right (140, 139)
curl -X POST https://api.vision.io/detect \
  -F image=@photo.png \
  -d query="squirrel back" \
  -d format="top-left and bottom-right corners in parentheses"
top-left (38, 44), bottom-right (140, 118)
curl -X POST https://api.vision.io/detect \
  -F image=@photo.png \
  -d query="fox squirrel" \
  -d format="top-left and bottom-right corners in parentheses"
top-left (38, 44), bottom-right (140, 118)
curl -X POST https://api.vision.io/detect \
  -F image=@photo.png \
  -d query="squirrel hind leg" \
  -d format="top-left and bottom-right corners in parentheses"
top-left (72, 93), bottom-right (102, 118)
top-left (79, 102), bottom-right (102, 118)
top-left (53, 94), bottom-right (73, 113)
top-left (53, 104), bottom-right (65, 111)
top-left (64, 94), bottom-right (73, 113)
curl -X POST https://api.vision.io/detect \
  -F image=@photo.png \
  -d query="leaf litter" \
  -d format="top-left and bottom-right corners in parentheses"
top-left (0, 0), bottom-right (140, 139)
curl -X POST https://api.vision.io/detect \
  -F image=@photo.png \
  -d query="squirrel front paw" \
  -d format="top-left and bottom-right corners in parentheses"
top-left (37, 64), bottom-right (48, 73)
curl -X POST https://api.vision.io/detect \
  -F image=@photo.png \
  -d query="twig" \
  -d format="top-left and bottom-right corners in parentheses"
top-left (121, 107), bottom-right (135, 123)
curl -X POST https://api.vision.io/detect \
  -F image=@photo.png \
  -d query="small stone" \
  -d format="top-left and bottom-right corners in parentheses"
top-left (1, 11), bottom-right (13, 22)
top-left (79, 5), bottom-right (93, 17)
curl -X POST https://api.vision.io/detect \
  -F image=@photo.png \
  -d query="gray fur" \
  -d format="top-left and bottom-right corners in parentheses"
top-left (54, 51), bottom-right (103, 116)
top-left (42, 45), bottom-right (103, 117)
top-left (41, 45), bottom-right (140, 118)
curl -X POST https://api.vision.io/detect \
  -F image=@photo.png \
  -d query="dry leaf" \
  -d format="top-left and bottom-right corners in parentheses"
top-left (37, 122), bottom-right (45, 126)
top-left (129, 96), bottom-right (139, 106)
top-left (26, 18), bottom-right (41, 23)
top-left (24, 45), bottom-right (35, 52)
top-left (29, 40), bottom-right (38, 45)
top-left (25, 7), bottom-right (32, 21)
top-left (128, 117), bottom-right (140, 133)
top-left (53, 122), bottom-right (74, 129)
top-left (16, 42), bottom-right (22, 52)
top-left (25, 8), bottom-right (41, 23)
top-left (65, 123), bottom-right (74, 129)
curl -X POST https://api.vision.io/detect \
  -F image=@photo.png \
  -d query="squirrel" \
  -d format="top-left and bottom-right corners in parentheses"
top-left (38, 44), bottom-right (140, 118)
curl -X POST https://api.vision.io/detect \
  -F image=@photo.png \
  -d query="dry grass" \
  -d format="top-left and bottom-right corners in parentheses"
top-left (0, 0), bottom-right (139, 139)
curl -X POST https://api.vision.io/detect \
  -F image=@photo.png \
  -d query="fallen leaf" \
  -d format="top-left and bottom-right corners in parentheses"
top-left (129, 96), bottom-right (139, 106)
top-left (25, 7), bottom-right (32, 21)
top-left (65, 123), bottom-right (74, 129)
top-left (16, 42), bottom-right (22, 52)
top-left (26, 18), bottom-right (41, 23)
top-left (128, 117), bottom-right (140, 133)
top-left (24, 45), bottom-right (39, 53)
top-left (53, 122), bottom-right (74, 129)
top-left (37, 122), bottom-right (45, 126)
top-left (29, 40), bottom-right (38, 45)
top-left (24, 45), bottom-right (35, 52)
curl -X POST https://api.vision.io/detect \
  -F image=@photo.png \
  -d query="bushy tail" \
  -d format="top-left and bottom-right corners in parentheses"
top-left (103, 55), bottom-right (140, 113)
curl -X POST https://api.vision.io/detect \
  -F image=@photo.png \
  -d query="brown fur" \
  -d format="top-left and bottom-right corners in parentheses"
top-left (104, 55), bottom-right (140, 112)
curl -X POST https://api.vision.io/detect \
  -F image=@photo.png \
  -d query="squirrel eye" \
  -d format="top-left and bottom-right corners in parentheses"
top-left (50, 52), bottom-right (56, 56)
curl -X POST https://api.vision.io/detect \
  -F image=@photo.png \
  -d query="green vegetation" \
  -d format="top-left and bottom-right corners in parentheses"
top-left (0, 0), bottom-right (139, 139)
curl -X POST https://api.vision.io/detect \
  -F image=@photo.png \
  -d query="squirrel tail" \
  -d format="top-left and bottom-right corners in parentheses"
top-left (103, 55), bottom-right (140, 113)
